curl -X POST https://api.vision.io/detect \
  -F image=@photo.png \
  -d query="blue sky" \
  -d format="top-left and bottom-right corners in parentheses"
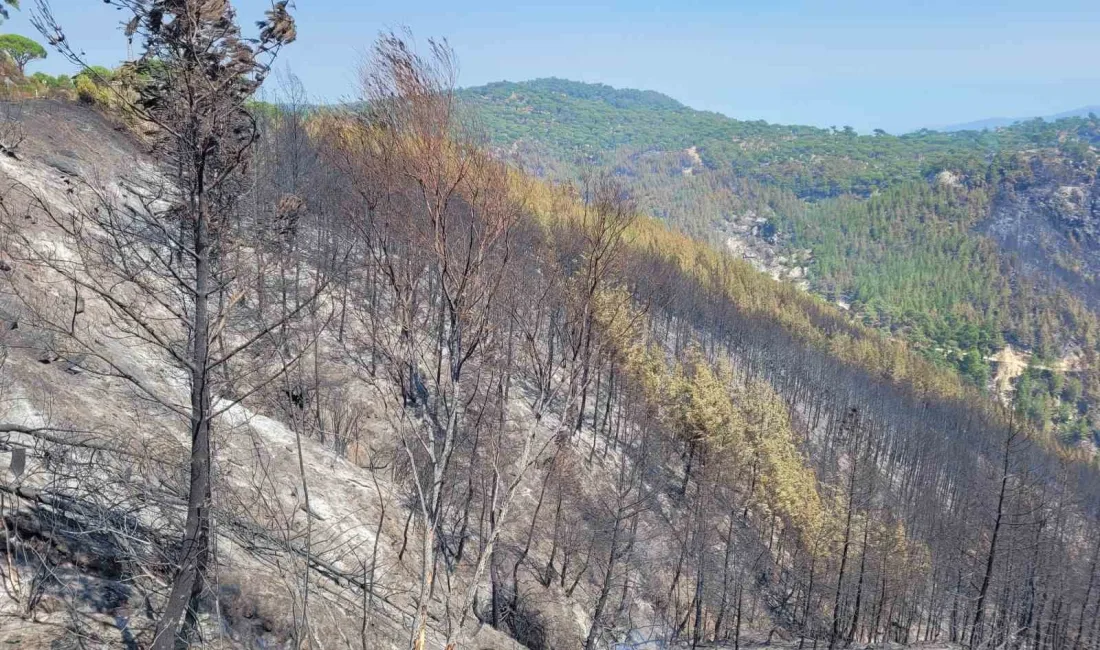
top-left (6, 0), bottom-right (1099, 133)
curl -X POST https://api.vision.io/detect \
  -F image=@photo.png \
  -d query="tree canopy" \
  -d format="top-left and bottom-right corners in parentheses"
top-left (0, 33), bottom-right (45, 73)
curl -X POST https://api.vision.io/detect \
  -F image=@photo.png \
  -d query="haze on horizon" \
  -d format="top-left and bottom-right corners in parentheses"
top-left (6, 0), bottom-right (1099, 133)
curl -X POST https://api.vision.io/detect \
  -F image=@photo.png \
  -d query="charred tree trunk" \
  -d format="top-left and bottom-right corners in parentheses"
top-left (971, 428), bottom-right (1014, 649)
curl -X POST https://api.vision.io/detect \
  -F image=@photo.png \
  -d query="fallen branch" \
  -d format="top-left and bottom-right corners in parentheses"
top-left (0, 422), bottom-right (173, 462)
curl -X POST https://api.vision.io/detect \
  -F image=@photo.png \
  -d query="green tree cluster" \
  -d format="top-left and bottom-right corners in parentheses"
top-left (0, 33), bottom-right (45, 74)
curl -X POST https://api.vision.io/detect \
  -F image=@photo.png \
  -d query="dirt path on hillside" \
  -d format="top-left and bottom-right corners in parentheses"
top-left (989, 345), bottom-right (1082, 397)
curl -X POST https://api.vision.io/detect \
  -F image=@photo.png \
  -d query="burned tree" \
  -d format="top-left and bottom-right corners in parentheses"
top-left (18, 1), bottom-right (298, 646)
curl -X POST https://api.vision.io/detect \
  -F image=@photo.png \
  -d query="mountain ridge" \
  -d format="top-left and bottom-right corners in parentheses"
top-left (462, 77), bottom-right (1100, 137)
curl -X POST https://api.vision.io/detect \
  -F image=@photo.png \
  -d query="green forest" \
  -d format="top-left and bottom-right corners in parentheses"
top-left (462, 77), bottom-right (1099, 197)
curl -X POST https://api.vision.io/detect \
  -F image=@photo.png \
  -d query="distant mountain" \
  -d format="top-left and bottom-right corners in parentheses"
top-left (937, 105), bottom-right (1100, 132)
top-left (474, 77), bottom-right (688, 111)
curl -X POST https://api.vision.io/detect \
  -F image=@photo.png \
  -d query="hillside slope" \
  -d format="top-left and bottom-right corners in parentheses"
top-left (1, 90), bottom-right (1099, 650)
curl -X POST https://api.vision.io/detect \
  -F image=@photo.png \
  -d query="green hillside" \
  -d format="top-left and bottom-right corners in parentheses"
top-left (462, 77), bottom-right (1097, 197)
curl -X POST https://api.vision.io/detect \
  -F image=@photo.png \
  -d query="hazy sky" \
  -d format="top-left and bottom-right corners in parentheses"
top-left (7, 0), bottom-right (1100, 133)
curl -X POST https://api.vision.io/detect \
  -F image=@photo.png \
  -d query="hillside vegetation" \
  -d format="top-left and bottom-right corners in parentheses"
top-left (0, 9), bottom-right (1099, 650)
top-left (463, 78), bottom-right (1097, 198)
top-left (462, 78), bottom-right (1100, 444)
